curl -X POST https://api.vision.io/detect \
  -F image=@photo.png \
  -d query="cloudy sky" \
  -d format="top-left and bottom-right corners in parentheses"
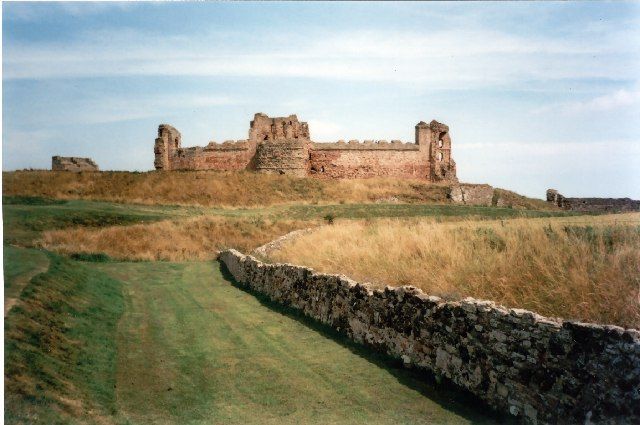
top-left (3, 2), bottom-right (639, 198)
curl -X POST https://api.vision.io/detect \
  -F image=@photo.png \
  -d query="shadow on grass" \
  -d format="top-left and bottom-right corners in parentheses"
top-left (219, 262), bottom-right (515, 425)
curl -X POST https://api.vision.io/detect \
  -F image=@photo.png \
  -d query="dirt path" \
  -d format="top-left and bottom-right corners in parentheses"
top-left (95, 261), bottom-right (499, 424)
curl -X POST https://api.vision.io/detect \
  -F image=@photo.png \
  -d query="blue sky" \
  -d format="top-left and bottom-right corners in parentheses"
top-left (3, 1), bottom-right (639, 198)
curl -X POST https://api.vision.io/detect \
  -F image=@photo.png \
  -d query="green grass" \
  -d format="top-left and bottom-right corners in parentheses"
top-left (272, 203), bottom-right (578, 221)
top-left (3, 245), bottom-right (49, 298)
top-left (2, 197), bottom-right (196, 245)
top-left (4, 247), bottom-right (504, 423)
top-left (3, 196), bottom-right (577, 248)
top-left (4, 252), bottom-right (124, 424)
top-left (93, 260), bottom-right (502, 424)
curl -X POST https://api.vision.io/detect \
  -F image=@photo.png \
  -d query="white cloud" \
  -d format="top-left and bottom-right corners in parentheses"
top-left (565, 89), bottom-right (640, 113)
top-left (458, 140), bottom-right (640, 156)
top-left (5, 2), bottom-right (136, 21)
top-left (306, 120), bottom-right (344, 141)
top-left (4, 26), bottom-right (638, 88)
top-left (35, 94), bottom-right (242, 125)
top-left (532, 89), bottom-right (640, 116)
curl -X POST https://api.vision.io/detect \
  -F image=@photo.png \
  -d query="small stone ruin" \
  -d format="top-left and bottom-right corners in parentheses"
top-left (51, 156), bottom-right (99, 172)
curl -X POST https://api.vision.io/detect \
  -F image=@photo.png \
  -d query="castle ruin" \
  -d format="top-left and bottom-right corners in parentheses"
top-left (547, 189), bottom-right (640, 213)
top-left (51, 156), bottom-right (99, 172)
top-left (154, 113), bottom-right (457, 182)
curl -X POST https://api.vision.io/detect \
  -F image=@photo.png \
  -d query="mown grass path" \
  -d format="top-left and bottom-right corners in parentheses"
top-left (96, 261), bottom-right (499, 424)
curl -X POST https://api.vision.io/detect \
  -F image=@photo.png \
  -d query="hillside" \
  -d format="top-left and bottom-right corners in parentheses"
top-left (3, 170), bottom-right (555, 209)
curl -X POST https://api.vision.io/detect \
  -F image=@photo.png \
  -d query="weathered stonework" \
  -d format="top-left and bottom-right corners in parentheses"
top-left (546, 189), bottom-right (640, 212)
top-left (153, 113), bottom-right (457, 182)
top-left (51, 156), bottom-right (99, 172)
top-left (219, 249), bottom-right (640, 425)
top-left (449, 183), bottom-right (494, 206)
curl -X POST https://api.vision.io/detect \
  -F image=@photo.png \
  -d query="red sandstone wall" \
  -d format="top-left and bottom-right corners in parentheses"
top-left (169, 142), bottom-right (256, 171)
top-left (309, 149), bottom-right (430, 179)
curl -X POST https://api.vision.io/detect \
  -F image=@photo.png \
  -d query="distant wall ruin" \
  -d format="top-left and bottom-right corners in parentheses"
top-left (219, 249), bottom-right (640, 425)
top-left (546, 189), bottom-right (640, 213)
top-left (51, 156), bottom-right (99, 172)
top-left (153, 113), bottom-right (457, 182)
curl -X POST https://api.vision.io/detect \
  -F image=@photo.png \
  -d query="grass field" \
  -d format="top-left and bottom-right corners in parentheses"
top-left (4, 250), bottom-right (502, 424)
top-left (1, 194), bottom-right (574, 260)
top-left (3, 170), bottom-right (555, 210)
top-left (2, 176), bottom-right (627, 423)
top-left (269, 214), bottom-right (640, 328)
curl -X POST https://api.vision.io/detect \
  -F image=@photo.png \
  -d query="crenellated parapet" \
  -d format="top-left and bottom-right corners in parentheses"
top-left (153, 113), bottom-right (457, 181)
top-left (249, 113), bottom-right (310, 142)
top-left (310, 140), bottom-right (419, 151)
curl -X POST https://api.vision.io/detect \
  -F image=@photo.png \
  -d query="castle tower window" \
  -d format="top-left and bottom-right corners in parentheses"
top-left (438, 139), bottom-right (444, 148)
top-left (437, 152), bottom-right (443, 161)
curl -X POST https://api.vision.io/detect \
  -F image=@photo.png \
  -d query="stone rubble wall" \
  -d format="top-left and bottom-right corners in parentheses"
top-left (449, 183), bottom-right (495, 206)
top-left (218, 249), bottom-right (640, 425)
top-left (51, 156), bottom-right (99, 172)
top-left (546, 189), bottom-right (640, 213)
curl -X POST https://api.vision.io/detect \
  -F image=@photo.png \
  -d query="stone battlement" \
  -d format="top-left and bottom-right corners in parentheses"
top-left (310, 140), bottom-right (419, 151)
top-left (154, 112), bottom-right (457, 182)
top-left (203, 140), bottom-right (251, 151)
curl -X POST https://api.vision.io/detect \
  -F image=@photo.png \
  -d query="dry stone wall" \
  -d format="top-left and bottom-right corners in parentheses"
top-left (219, 249), bottom-right (640, 425)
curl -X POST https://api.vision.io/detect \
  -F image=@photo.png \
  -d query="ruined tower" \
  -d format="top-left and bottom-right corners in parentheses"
top-left (154, 124), bottom-right (182, 170)
top-left (250, 113), bottom-right (311, 177)
top-left (415, 120), bottom-right (457, 182)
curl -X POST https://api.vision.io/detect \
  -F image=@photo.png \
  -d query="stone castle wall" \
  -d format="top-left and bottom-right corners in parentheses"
top-left (154, 113), bottom-right (457, 182)
top-left (255, 139), bottom-right (309, 177)
top-left (219, 249), bottom-right (640, 425)
top-left (51, 156), bottom-right (99, 172)
top-left (547, 189), bottom-right (640, 213)
top-left (168, 141), bottom-right (257, 171)
top-left (308, 141), bottom-right (428, 179)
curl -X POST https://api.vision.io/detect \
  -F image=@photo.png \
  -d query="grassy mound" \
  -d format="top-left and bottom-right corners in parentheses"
top-left (4, 252), bottom-right (124, 424)
top-left (3, 170), bottom-right (555, 209)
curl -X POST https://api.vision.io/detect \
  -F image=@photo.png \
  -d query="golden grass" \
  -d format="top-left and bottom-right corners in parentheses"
top-left (269, 213), bottom-right (640, 328)
top-left (3, 170), bottom-right (449, 207)
top-left (3, 170), bottom-right (555, 209)
top-left (39, 216), bottom-right (316, 261)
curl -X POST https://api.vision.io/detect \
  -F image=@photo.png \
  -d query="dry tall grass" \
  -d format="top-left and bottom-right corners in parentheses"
top-left (39, 216), bottom-right (315, 261)
top-left (3, 170), bottom-right (555, 209)
top-left (269, 213), bottom-right (640, 328)
top-left (3, 170), bottom-right (449, 206)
